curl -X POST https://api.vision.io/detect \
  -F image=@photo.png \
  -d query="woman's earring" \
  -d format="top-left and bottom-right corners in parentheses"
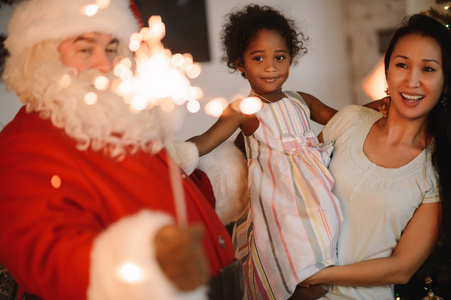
top-left (384, 88), bottom-right (390, 96)
top-left (441, 94), bottom-right (447, 111)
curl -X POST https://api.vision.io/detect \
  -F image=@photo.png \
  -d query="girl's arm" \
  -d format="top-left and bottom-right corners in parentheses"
top-left (298, 92), bottom-right (337, 125)
top-left (303, 202), bottom-right (441, 286)
top-left (299, 92), bottom-right (390, 126)
top-left (188, 100), bottom-right (244, 156)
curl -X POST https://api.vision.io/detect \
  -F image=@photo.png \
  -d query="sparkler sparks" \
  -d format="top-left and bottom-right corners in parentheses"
top-left (77, 4), bottom-right (263, 117)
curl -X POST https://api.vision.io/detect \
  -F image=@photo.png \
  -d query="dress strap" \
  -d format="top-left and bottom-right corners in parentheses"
top-left (284, 91), bottom-right (308, 107)
top-left (284, 91), bottom-right (312, 129)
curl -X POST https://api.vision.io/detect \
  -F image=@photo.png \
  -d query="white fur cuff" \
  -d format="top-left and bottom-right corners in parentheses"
top-left (88, 210), bottom-right (207, 300)
top-left (198, 141), bottom-right (249, 225)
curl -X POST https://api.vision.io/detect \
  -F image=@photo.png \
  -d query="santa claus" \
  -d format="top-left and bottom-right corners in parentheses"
top-left (0, 0), bottom-right (247, 299)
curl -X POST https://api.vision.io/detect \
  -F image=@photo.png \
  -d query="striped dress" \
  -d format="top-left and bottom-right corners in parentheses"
top-left (233, 91), bottom-right (342, 299)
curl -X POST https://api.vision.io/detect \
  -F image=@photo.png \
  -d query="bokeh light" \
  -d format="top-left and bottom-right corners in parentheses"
top-left (51, 175), bottom-right (61, 189)
top-left (187, 99), bottom-right (200, 113)
top-left (240, 97), bottom-right (263, 115)
top-left (83, 4), bottom-right (99, 16)
top-left (118, 262), bottom-right (145, 283)
top-left (59, 74), bottom-right (72, 89)
top-left (84, 92), bottom-right (98, 105)
top-left (94, 75), bottom-right (110, 91)
top-left (205, 97), bottom-right (228, 117)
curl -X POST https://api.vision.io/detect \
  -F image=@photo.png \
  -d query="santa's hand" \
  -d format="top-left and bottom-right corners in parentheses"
top-left (154, 224), bottom-right (209, 291)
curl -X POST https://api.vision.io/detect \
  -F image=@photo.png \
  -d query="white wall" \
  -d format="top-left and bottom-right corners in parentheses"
top-left (0, 0), bottom-right (352, 139)
top-left (0, 4), bottom-right (21, 129)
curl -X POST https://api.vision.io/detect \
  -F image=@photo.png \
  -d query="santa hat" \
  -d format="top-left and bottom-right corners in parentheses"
top-left (5, 0), bottom-right (141, 56)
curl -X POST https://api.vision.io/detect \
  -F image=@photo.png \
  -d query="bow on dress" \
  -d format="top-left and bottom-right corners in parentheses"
top-left (280, 129), bottom-right (334, 168)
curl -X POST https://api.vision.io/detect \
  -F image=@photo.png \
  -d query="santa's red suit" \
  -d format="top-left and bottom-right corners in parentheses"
top-left (0, 107), bottom-right (244, 300)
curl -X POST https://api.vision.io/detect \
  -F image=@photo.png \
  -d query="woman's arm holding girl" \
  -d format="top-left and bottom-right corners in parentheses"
top-left (303, 202), bottom-right (441, 286)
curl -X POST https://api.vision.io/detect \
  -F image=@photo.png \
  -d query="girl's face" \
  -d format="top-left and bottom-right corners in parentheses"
top-left (237, 29), bottom-right (291, 96)
top-left (386, 33), bottom-right (445, 121)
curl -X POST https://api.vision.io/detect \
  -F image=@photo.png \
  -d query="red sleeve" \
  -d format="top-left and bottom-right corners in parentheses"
top-left (189, 169), bottom-right (216, 209)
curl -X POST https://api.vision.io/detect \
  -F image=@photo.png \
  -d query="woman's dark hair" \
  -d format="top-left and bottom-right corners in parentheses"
top-left (221, 4), bottom-right (308, 77)
top-left (385, 14), bottom-right (451, 259)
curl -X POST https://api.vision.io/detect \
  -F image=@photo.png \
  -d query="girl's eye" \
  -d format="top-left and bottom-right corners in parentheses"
top-left (276, 55), bottom-right (286, 61)
top-left (253, 56), bottom-right (263, 62)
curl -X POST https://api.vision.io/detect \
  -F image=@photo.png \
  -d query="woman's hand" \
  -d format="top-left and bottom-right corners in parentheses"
top-left (288, 284), bottom-right (328, 300)
top-left (154, 224), bottom-right (209, 291)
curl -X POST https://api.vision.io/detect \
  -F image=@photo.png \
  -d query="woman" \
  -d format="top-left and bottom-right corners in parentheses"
top-left (300, 14), bottom-right (451, 299)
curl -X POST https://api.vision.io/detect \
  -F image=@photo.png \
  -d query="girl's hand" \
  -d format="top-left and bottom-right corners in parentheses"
top-left (154, 224), bottom-right (209, 291)
top-left (378, 96), bottom-right (391, 118)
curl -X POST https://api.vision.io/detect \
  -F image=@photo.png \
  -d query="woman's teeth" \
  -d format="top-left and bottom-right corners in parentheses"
top-left (401, 93), bottom-right (423, 102)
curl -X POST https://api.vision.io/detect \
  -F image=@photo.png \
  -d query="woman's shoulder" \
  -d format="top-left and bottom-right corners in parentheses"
top-left (323, 105), bottom-right (377, 142)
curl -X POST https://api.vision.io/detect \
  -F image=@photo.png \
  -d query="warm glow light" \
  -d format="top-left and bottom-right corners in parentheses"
top-left (118, 263), bottom-right (145, 283)
top-left (83, 4), bottom-right (99, 16)
top-left (149, 18), bottom-right (165, 40)
top-left (182, 53), bottom-right (193, 70)
top-left (187, 100), bottom-right (200, 113)
top-left (240, 96), bottom-right (263, 115)
top-left (117, 80), bottom-right (133, 96)
top-left (445, 6), bottom-right (450, 9)
top-left (186, 63), bottom-right (201, 79)
top-left (362, 58), bottom-right (387, 100)
top-left (59, 74), bottom-right (72, 88)
top-left (130, 95), bottom-right (148, 111)
top-left (140, 27), bottom-right (152, 40)
top-left (94, 75), bottom-right (110, 90)
top-left (171, 53), bottom-right (185, 68)
top-left (129, 40), bottom-right (141, 52)
top-left (186, 86), bottom-right (203, 100)
top-left (51, 175), bottom-right (61, 189)
top-left (148, 15), bottom-right (162, 26)
top-left (131, 32), bottom-right (142, 41)
top-left (95, 0), bottom-right (110, 9)
top-left (84, 92), bottom-right (98, 105)
top-left (205, 98), bottom-right (228, 117)
top-left (119, 57), bottom-right (133, 69)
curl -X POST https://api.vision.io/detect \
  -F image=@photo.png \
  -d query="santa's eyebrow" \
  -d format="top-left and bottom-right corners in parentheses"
top-left (72, 36), bottom-right (119, 46)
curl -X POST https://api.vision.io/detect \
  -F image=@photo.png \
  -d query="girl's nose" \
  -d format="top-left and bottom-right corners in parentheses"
top-left (264, 60), bottom-right (277, 72)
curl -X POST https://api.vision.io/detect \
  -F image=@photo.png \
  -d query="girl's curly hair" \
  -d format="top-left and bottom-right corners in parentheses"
top-left (221, 4), bottom-right (308, 76)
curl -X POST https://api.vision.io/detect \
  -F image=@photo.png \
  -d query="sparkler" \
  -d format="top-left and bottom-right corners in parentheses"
top-left (77, 1), bottom-right (264, 285)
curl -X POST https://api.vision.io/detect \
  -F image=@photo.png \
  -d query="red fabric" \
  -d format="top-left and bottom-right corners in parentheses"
top-left (129, 0), bottom-right (144, 28)
top-left (190, 169), bottom-right (216, 209)
top-left (0, 107), bottom-right (234, 300)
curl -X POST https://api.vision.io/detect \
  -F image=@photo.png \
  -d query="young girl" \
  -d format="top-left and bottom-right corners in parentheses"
top-left (188, 5), bottom-right (342, 299)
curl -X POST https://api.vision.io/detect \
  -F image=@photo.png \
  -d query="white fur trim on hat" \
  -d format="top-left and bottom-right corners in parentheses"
top-left (198, 141), bottom-right (249, 225)
top-left (88, 210), bottom-right (207, 300)
top-left (5, 0), bottom-right (140, 55)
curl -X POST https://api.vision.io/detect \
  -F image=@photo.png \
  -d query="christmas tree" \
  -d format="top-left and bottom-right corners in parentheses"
top-left (428, 0), bottom-right (451, 27)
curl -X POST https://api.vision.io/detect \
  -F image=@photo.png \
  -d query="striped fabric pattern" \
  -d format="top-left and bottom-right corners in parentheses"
top-left (233, 92), bottom-right (342, 299)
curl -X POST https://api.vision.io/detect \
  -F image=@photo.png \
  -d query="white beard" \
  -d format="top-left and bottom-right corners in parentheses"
top-left (3, 41), bottom-right (186, 159)
top-left (23, 63), bottom-right (186, 158)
